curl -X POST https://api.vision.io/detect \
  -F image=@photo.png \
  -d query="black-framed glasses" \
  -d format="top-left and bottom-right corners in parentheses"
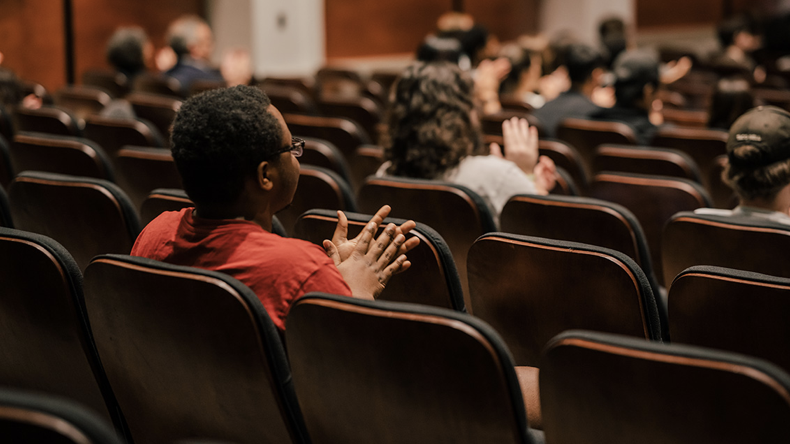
top-left (270, 137), bottom-right (304, 158)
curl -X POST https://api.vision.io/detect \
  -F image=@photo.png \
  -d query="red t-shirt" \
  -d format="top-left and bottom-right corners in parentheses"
top-left (131, 208), bottom-right (352, 331)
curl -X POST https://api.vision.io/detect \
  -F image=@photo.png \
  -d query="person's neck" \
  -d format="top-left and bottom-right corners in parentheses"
top-left (193, 204), bottom-right (273, 232)
top-left (740, 198), bottom-right (790, 216)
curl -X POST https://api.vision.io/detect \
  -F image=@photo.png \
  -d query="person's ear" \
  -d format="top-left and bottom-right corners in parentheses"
top-left (257, 161), bottom-right (274, 191)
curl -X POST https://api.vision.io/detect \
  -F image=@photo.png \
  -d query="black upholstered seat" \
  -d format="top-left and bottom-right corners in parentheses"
top-left (114, 146), bottom-right (181, 211)
top-left (11, 132), bottom-right (114, 180)
top-left (14, 106), bottom-right (81, 137)
top-left (286, 293), bottom-right (541, 444)
top-left (556, 117), bottom-right (638, 176)
top-left (83, 115), bottom-right (164, 161)
top-left (83, 254), bottom-right (309, 444)
top-left (540, 329), bottom-right (790, 444)
top-left (275, 165), bottom-right (356, 236)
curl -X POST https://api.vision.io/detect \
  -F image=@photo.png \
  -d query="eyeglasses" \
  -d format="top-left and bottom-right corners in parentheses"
top-left (270, 137), bottom-right (304, 158)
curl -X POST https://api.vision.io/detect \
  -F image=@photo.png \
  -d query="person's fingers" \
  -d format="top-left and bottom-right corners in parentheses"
top-left (502, 118), bottom-right (515, 149)
top-left (377, 233), bottom-right (405, 268)
top-left (370, 205), bottom-right (391, 226)
top-left (323, 239), bottom-right (341, 266)
top-left (398, 220), bottom-right (416, 235)
top-left (354, 221), bottom-right (377, 254)
top-left (398, 236), bottom-right (421, 256)
top-left (331, 210), bottom-right (349, 245)
top-left (368, 223), bottom-right (397, 260)
top-left (489, 143), bottom-right (503, 157)
top-left (381, 254), bottom-right (409, 284)
top-left (396, 260), bottom-right (412, 273)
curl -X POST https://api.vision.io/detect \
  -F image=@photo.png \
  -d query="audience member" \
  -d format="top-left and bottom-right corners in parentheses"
top-left (131, 85), bottom-right (418, 332)
top-left (710, 15), bottom-right (761, 74)
top-left (533, 43), bottom-right (605, 138)
top-left (381, 62), bottom-right (556, 227)
top-left (591, 50), bottom-right (661, 145)
top-left (696, 106), bottom-right (790, 223)
top-left (707, 77), bottom-right (755, 130)
top-left (163, 15), bottom-right (225, 91)
top-left (106, 26), bottom-right (152, 83)
top-left (0, 67), bottom-right (41, 111)
top-left (599, 17), bottom-right (628, 70)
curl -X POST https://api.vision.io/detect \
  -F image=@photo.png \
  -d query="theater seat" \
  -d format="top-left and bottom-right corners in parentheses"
top-left (11, 132), bottom-right (114, 181)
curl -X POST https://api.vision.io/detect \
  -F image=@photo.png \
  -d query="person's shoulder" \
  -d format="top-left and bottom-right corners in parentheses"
top-left (246, 232), bottom-right (332, 265)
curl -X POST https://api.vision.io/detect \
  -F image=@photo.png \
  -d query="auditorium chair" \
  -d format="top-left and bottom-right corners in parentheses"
top-left (293, 209), bottom-right (465, 311)
top-left (467, 233), bottom-right (662, 427)
top-left (669, 265), bottom-right (790, 373)
top-left (0, 186), bottom-right (12, 228)
top-left (348, 144), bottom-right (384, 193)
top-left (357, 176), bottom-right (497, 309)
top-left (555, 117), bottom-right (638, 176)
top-left (82, 69), bottom-right (130, 98)
top-left (11, 133), bottom-right (114, 181)
top-left (299, 137), bottom-right (353, 184)
top-left (275, 166), bottom-right (356, 236)
top-left (259, 76), bottom-right (317, 102)
top-left (83, 115), bottom-right (164, 161)
top-left (114, 146), bottom-right (182, 211)
top-left (593, 145), bottom-right (701, 182)
top-left (0, 228), bottom-right (127, 437)
top-left (660, 108), bottom-right (709, 128)
top-left (8, 172), bottom-right (140, 271)
top-left (589, 172), bottom-right (711, 287)
top-left (0, 107), bottom-right (14, 143)
top-left (708, 154), bottom-right (738, 208)
top-left (480, 110), bottom-right (543, 137)
top-left (262, 84), bottom-right (321, 116)
top-left (650, 126), bottom-right (728, 196)
top-left (83, 254), bottom-right (309, 444)
top-left (284, 113), bottom-right (370, 163)
top-left (0, 134), bottom-right (15, 189)
top-left (0, 388), bottom-right (124, 444)
top-left (753, 87), bottom-right (790, 112)
top-left (55, 86), bottom-right (112, 121)
top-left (188, 79), bottom-right (226, 96)
top-left (540, 330), bottom-right (790, 444)
top-left (126, 92), bottom-right (182, 143)
top-left (14, 106), bottom-right (81, 137)
top-left (315, 67), bottom-right (382, 105)
top-left (286, 293), bottom-right (543, 444)
top-left (317, 96), bottom-right (382, 143)
top-left (662, 210), bottom-right (790, 285)
top-left (131, 72), bottom-right (183, 98)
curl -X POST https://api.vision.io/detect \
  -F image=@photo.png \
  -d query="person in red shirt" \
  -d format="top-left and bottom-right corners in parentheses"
top-left (132, 85), bottom-right (418, 331)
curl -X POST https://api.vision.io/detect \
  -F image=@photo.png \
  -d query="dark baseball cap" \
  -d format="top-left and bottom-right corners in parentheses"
top-left (727, 106), bottom-right (790, 168)
top-left (612, 50), bottom-right (659, 87)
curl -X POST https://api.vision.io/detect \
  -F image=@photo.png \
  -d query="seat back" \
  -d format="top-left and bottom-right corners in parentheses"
top-left (0, 388), bottom-right (123, 444)
top-left (539, 139), bottom-right (588, 192)
top-left (299, 137), bottom-right (353, 184)
top-left (662, 211), bottom-right (790, 284)
top-left (11, 133), bottom-right (114, 180)
top-left (650, 126), bottom-right (728, 193)
top-left (259, 77), bottom-right (317, 102)
top-left (284, 113), bottom-right (370, 161)
top-left (131, 72), bottom-right (183, 98)
top-left (349, 144), bottom-right (384, 193)
top-left (555, 117), bottom-right (638, 176)
top-left (294, 209), bottom-right (464, 311)
top-left (55, 86), bottom-right (113, 121)
top-left (139, 188), bottom-right (193, 226)
top-left (83, 254), bottom-right (308, 444)
top-left (126, 92), bottom-right (182, 143)
top-left (115, 146), bottom-right (182, 211)
top-left (0, 228), bottom-right (123, 433)
top-left (8, 171), bottom-right (140, 270)
top-left (317, 96), bottom-right (382, 143)
top-left (540, 330), bottom-right (790, 444)
top-left (286, 293), bottom-right (537, 444)
top-left (357, 176), bottom-right (497, 309)
top-left (263, 84), bottom-right (320, 115)
top-left (82, 69), bottom-right (130, 98)
top-left (589, 172), bottom-right (711, 286)
top-left (14, 106), bottom-right (81, 137)
top-left (0, 186), bottom-right (12, 227)
top-left (275, 166), bottom-right (356, 236)
top-left (0, 134), bottom-right (15, 189)
top-left (83, 115), bottom-right (164, 160)
top-left (468, 233), bottom-right (661, 367)
top-left (669, 265), bottom-right (790, 373)
top-left (593, 145), bottom-right (701, 182)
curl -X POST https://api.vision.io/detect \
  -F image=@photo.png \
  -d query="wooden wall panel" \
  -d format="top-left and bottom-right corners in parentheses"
top-left (0, 0), bottom-right (66, 92)
top-left (325, 0), bottom-right (537, 59)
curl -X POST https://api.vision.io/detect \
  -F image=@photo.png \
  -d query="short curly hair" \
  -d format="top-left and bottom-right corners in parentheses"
top-left (106, 26), bottom-right (148, 76)
top-left (385, 62), bottom-right (483, 179)
top-left (724, 145), bottom-right (790, 201)
top-left (171, 85), bottom-right (282, 206)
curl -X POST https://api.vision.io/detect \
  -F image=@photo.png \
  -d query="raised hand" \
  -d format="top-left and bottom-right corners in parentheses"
top-left (327, 205), bottom-right (419, 265)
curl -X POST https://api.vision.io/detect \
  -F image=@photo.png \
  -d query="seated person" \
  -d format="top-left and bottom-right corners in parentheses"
top-left (533, 43), bottom-right (605, 138)
top-left (707, 77), bottom-right (754, 131)
top-left (106, 26), bottom-right (151, 84)
top-left (591, 50), bottom-right (660, 145)
top-left (709, 15), bottom-right (761, 74)
top-left (380, 61), bottom-right (556, 227)
top-left (697, 106), bottom-right (790, 224)
top-left (132, 85), bottom-right (418, 332)
top-left (163, 15), bottom-right (225, 91)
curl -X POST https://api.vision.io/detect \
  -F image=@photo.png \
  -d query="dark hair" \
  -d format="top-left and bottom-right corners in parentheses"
top-left (385, 62), bottom-right (483, 179)
top-left (566, 43), bottom-right (603, 87)
top-left (0, 68), bottom-right (23, 108)
top-left (167, 15), bottom-right (208, 58)
top-left (438, 24), bottom-right (489, 65)
top-left (498, 43), bottom-right (531, 96)
top-left (724, 145), bottom-right (790, 201)
top-left (708, 78), bottom-right (754, 130)
top-left (599, 17), bottom-right (627, 69)
top-left (612, 51), bottom-right (659, 108)
top-left (416, 36), bottom-right (464, 65)
top-left (171, 85), bottom-right (282, 206)
top-left (106, 27), bottom-right (148, 77)
top-left (717, 15), bottom-right (754, 48)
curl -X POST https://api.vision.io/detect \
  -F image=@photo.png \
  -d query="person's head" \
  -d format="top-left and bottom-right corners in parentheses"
top-left (0, 68), bottom-right (23, 108)
top-left (599, 17), bottom-right (627, 69)
top-left (385, 61), bottom-right (483, 179)
top-left (565, 43), bottom-right (604, 90)
top-left (167, 15), bottom-right (214, 61)
top-left (497, 43), bottom-right (532, 95)
top-left (171, 85), bottom-right (299, 214)
top-left (611, 50), bottom-right (659, 109)
top-left (724, 106), bottom-right (790, 206)
top-left (416, 35), bottom-right (466, 67)
top-left (708, 78), bottom-right (755, 130)
top-left (106, 26), bottom-right (151, 77)
top-left (717, 15), bottom-right (760, 51)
